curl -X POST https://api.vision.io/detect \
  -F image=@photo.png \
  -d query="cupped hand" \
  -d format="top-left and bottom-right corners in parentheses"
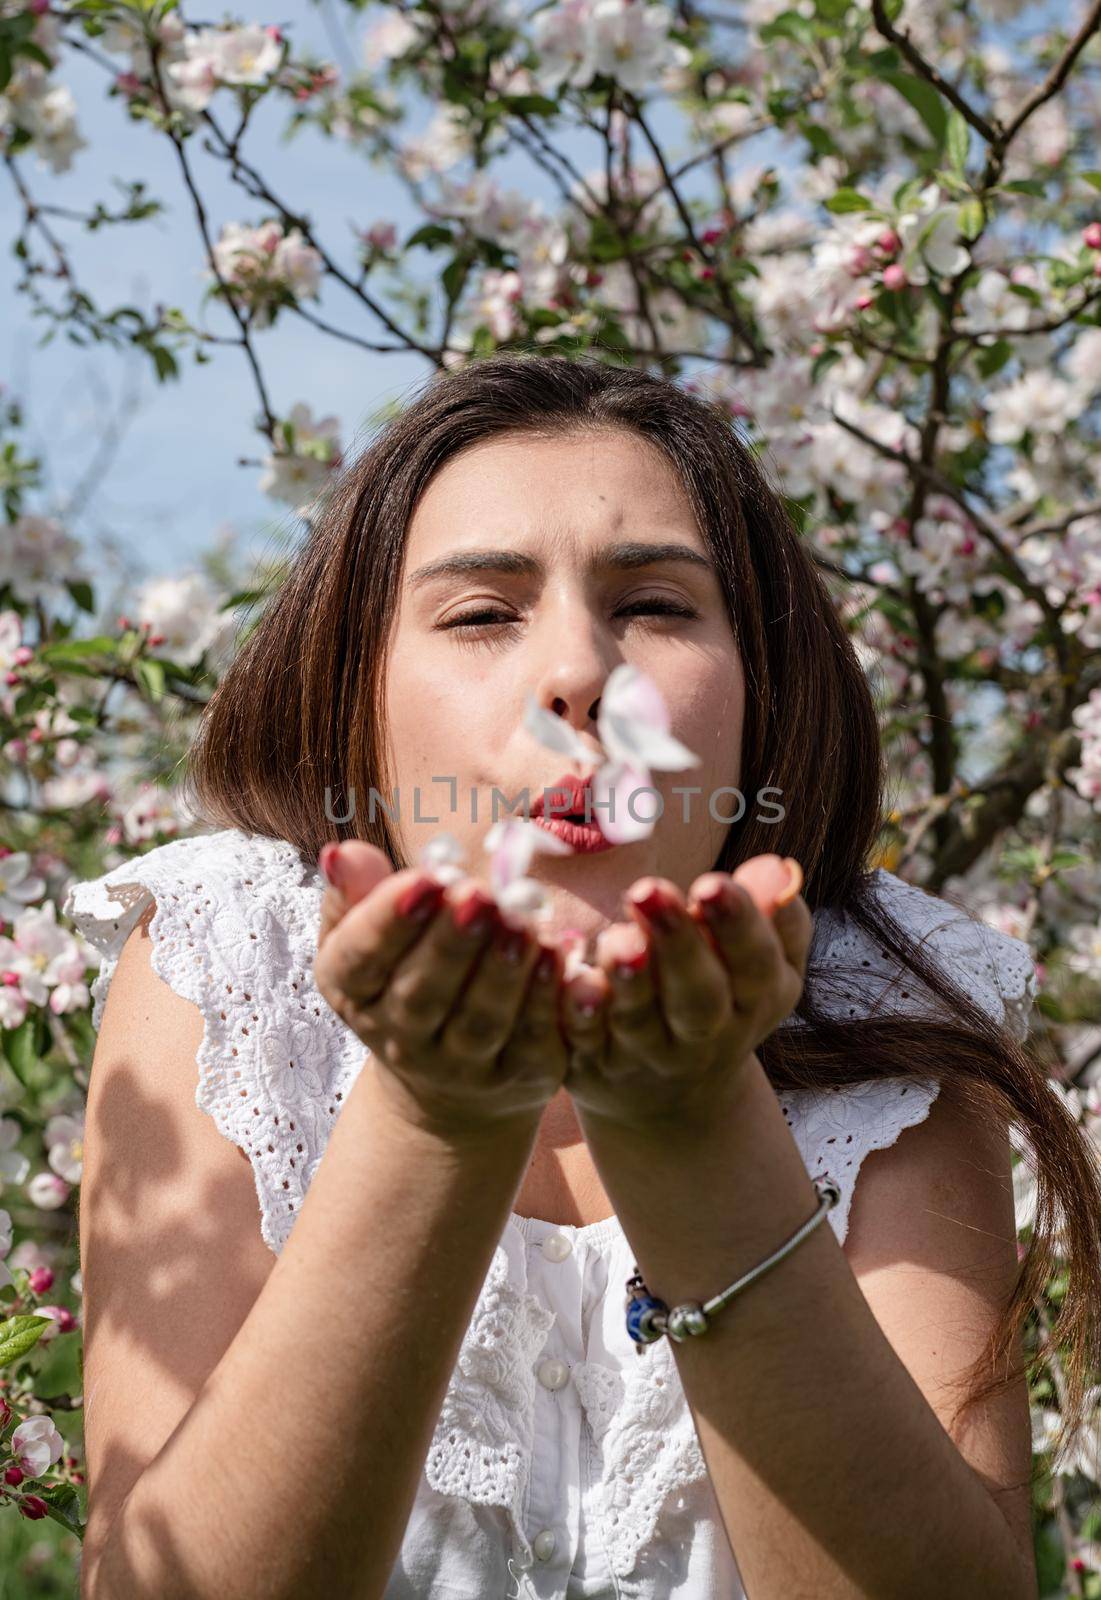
top-left (557, 854), bottom-right (814, 1131)
top-left (312, 841), bottom-right (569, 1142)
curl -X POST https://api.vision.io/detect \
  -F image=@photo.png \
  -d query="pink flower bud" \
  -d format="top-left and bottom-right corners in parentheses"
top-left (700, 226), bottom-right (724, 245)
top-left (0, 972), bottom-right (15, 987)
top-left (697, 265), bottom-right (715, 281)
top-left (117, 615), bottom-right (130, 630)
top-left (18, 1494), bottom-right (48, 1520)
top-left (875, 228), bottom-right (901, 256)
top-left (1072, 1558), bottom-right (1086, 1574)
top-left (3, 1465), bottom-right (24, 1486)
top-left (28, 1268), bottom-right (54, 1295)
top-left (4, 673), bottom-right (17, 687)
top-left (28, 728), bottom-right (43, 743)
top-left (265, 24), bottom-right (283, 42)
top-left (959, 536), bottom-right (976, 556)
top-left (13, 646), bottom-right (33, 666)
top-left (848, 244), bottom-right (874, 276)
top-left (854, 293), bottom-right (874, 310)
top-left (882, 263), bottom-right (907, 290)
top-left (1082, 222), bottom-right (1101, 250)
top-left (148, 633), bottom-right (166, 647)
top-left (29, 0), bottom-right (49, 12)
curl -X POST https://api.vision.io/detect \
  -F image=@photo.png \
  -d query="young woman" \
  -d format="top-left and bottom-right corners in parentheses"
top-left (66, 353), bottom-right (1099, 1600)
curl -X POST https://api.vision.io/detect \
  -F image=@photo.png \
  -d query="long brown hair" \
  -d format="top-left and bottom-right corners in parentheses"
top-left (182, 350), bottom-right (1101, 1462)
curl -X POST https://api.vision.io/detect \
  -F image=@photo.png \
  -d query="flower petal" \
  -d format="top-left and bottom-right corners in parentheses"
top-left (593, 759), bottom-right (663, 844)
top-left (523, 695), bottom-right (592, 762)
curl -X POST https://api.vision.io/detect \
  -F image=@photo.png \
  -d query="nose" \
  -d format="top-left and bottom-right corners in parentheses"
top-left (530, 636), bottom-right (608, 741)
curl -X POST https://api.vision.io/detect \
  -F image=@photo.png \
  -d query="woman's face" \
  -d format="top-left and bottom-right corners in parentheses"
top-left (382, 428), bottom-right (746, 948)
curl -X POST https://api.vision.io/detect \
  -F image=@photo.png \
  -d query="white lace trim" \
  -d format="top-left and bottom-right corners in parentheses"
top-left (61, 826), bottom-right (369, 1255)
top-left (787, 866), bottom-right (1039, 1044)
top-left (62, 831), bottom-right (1036, 1580)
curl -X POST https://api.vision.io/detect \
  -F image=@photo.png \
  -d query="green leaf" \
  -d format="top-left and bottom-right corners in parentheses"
top-left (1001, 178), bottom-right (1047, 197)
top-left (759, 10), bottom-right (817, 45)
top-left (824, 187), bottom-right (876, 213)
top-left (1078, 170), bottom-right (1101, 191)
top-left (441, 254), bottom-right (469, 304)
top-left (1, 1016), bottom-right (38, 1083)
top-left (974, 338), bottom-right (1013, 378)
top-left (403, 222), bottom-right (454, 251)
top-left (878, 70), bottom-right (947, 148)
top-left (65, 579), bottom-right (95, 613)
top-left (38, 1481), bottom-right (84, 1538)
top-left (0, 1313), bottom-right (50, 1367)
top-left (945, 108), bottom-right (970, 174)
top-left (34, 1330), bottom-right (83, 1400)
top-left (39, 635), bottom-right (117, 664)
top-left (957, 197), bottom-right (985, 240)
top-left (134, 657), bottom-right (166, 702)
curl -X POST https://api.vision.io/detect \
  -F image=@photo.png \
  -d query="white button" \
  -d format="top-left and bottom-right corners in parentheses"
top-left (541, 1231), bottom-right (572, 1262)
top-left (533, 1527), bottom-right (557, 1561)
top-left (537, 1356), bottom-right (570, 1391)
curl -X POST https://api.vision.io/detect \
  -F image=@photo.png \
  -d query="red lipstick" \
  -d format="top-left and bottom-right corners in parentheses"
top-left (531, 772), bottom-right (615, 854)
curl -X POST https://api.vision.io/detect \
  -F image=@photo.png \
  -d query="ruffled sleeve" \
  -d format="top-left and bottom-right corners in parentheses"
top-left (791, 866), bottom-right (1040, 1044)
top-left (773, 868), bottom-right (1041, 1245)
top-left (61, 826), bottom-right (366, 1255)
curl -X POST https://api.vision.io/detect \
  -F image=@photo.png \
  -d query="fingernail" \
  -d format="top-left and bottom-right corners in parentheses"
top-left (695, 881), bottom-right (728, 921)
top-left (319, 843), bottom-right (344, 890)
top-left (632, 887), bottom-right (680, 932)
top-left (614, 948), bottom-right (649, 980)
top-left (452, 888), bottom-right (497, 935)
top-left (397, 876), bottom-right (444, 921)
top-left (775, 858), bottom-right (804, 908)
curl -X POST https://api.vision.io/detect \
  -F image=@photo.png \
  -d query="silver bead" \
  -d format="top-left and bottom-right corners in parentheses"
top-left (666, 1301), bottom-right (709, 1341)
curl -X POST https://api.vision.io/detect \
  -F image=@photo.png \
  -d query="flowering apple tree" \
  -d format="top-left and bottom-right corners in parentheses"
top-left (2, 0), bottom-right (1101, 1589)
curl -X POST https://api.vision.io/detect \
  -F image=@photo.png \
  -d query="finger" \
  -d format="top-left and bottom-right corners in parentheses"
top-left (624, 877), bottom-right (731, 1045)
top-left (770, 891), bottom-right (814, 977)
top-left (561, 962), bottom-right (610, 1077)
top-left (593, 922), bottom-right (671, 1070)
top-left (316, 865), bottom-right (455, 1007)
top-left (437, 913), bottom-right (542, 1061)
top-left (495, 941), bottom-right (566, 1080)
top-left (686, 873), bottom-right (786, 1008)
top-left (732, 854), bottom-right (801, 918)
top-left (384, 881), bottom-right (505, 1043)
top-left (317, 840), bottom-right (395, 946)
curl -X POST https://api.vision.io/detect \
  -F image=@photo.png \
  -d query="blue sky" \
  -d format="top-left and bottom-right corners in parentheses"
top-left (2, 0), bottom-right (711, 592)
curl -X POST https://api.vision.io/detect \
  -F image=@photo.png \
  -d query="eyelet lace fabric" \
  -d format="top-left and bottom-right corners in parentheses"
top-left (63, 830), bottom-right (1039, 1585)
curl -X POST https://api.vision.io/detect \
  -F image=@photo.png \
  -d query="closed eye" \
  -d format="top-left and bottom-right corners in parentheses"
top-left (440, 598), bottom-right (700, 632)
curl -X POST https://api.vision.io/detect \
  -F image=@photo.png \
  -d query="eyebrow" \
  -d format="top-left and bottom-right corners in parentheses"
top-left (408, 540), bottom-right (714, 590)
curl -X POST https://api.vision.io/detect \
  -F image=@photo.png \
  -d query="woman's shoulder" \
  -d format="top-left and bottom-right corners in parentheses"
top-left (801, 865), bottom-right (1038, 1044)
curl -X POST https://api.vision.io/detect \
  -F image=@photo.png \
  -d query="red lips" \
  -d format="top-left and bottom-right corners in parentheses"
top-left (530, 772), bottom-right (595, 822)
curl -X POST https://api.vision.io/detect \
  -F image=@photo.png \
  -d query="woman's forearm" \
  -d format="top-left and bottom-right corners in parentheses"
top-left (89, 1062), bottom-right (541, 1600)
top-left (576, 1054), bottom-right (1033, 1600)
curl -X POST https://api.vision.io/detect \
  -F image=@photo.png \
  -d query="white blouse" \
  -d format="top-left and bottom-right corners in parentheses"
top-left (63, 827), bottom-right (1038, 1599)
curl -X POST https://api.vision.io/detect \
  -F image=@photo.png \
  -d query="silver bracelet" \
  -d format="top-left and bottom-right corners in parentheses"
top-left (624, 1176), bottom-right (841, 1351)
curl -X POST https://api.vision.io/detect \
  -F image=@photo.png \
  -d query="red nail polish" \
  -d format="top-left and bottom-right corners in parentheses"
top-left (614, 948), bottom-right (649, 979)
top-left (633, 888), bottom-right (680, 931)
top-left (319, 843), bottom-right (342, 889)
top-left (397, 877), bottom-right (444, 920)
top-left (452, 889), bottom-right (497, 934)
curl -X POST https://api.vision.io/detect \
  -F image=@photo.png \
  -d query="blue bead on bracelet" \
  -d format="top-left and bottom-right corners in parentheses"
top-left (624, 1176), bottom-right (841, 1353)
